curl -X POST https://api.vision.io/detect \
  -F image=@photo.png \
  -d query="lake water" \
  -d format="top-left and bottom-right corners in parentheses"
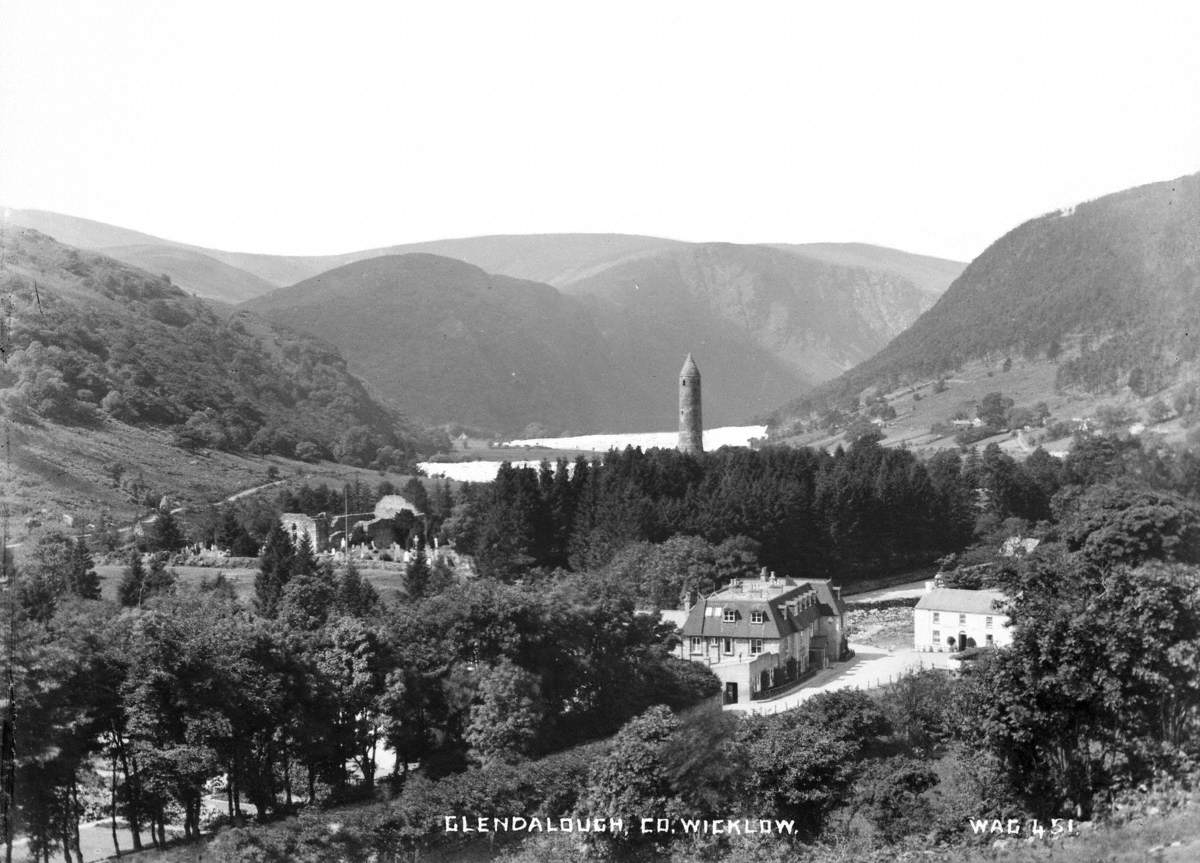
top-left (418, 425), bottom-right (766, 482)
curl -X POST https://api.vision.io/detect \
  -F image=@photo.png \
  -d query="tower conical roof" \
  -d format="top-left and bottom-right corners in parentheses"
top-left (680, 353), bottom-right (700, 377)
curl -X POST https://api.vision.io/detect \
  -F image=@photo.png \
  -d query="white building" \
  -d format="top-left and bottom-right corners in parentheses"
top-left (913, 587), bottom-right (1010, 652)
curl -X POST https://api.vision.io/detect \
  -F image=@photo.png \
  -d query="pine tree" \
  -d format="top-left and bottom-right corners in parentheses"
top-left (402, 478), bottom-right (430, 514)
top-left (255, 521), bottom-right (294, 617)
top-left (216, 507), bottom-right (242, 552)
top-left (151, 508), bottom-right (186, 553)
top-left (117, 551), bottom-right (147, 607)
top-left (337, 558), bottom-right (379, 617)
top-left (403, 545), bottom-right (431, 601)
top-left (68, 537), bottom-right (101, 599)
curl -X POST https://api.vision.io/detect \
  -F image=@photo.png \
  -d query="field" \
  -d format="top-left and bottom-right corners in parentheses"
top-left (780, 354), bottom-right (1190, 457)
top-left (7, 417), bottom-right (432, 546)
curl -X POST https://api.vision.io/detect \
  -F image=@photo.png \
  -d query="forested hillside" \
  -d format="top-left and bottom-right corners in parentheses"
top-left (0, 229), bottom-right (445, 466)
top-left (776, 171), bottom-right (1200, 423)
top-left (242, 253), bottom-right (805, 433)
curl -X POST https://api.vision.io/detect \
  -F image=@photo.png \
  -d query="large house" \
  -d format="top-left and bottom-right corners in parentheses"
top-left (913, 586), bottom-right (1011, 652)
top-left (677, 572), bottom-right (847, 704)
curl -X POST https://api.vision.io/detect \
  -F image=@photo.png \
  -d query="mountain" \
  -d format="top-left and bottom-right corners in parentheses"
top-left (1, 209), bottom-right (687, 296)
top-left (769, 242), bottom-right (965, 301)
top-left (0, 228), bottom-right (444, 467)
top-left (97, 244), bottom-right (278, 303)
top-left (4, 208), bottom-right (967, 432)
top-left (241, 253), bottom-right (805, 433)
top-left (561, 243), bottom-right (940, 384)
top-left (774, 170), bottom-right (1200, 426)
top-left (3, 207), bottom-right (963, 300)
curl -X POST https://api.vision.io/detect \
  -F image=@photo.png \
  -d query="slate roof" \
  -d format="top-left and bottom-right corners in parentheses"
top-left (915, 588), bottom-right (1008, 616)
top-left (807, 579), bottom-right (846, 618)
top-left (680, 578), bottom-right (823, 639)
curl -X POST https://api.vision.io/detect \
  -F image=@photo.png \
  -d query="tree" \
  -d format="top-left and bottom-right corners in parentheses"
top-left (849, 757), bottom-right (937, 841)
top-left (978, 547), bottom-right (1200, 819)
top-left (736, 713), bottom-right (856, 838)
top-left (68, 537), bottom-right (101, 599)
top-left (464, 661), bottom-right (546, 766)
top-left (118, 553), bottom-right (176, 607)
top-left (402, 478), bottom-right (430, 514)
top-left (255, 521), bottom-right (294, 617)
top-left (977, 392), bottom-right (1014, 428)
top-left (337, 559), bottom-right (379, 618)
top-left (580, 706), bottom-right (689, 851)
top-left (403, 548), bottom-right (431, 601)
top-left (149, 508), bottom-right (186, 553)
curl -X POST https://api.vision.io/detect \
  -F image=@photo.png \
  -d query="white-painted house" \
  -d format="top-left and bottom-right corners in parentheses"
top-left (913, 586), bottom-right (1010, 652)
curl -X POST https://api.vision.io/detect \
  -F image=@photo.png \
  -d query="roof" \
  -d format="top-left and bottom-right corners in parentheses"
top-left (807, 579), bottom-right (846, 617)
top-left (374, 495), bottom-right (422, 518)
top-left (680, 578), bottom-right (823, 639)
top-left (680, 353), bottom-right (700, 377)
top-left (915, 588), bottom-right (1008, 615)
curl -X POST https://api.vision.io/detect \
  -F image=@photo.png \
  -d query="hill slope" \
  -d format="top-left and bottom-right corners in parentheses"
top-left (0, 229), bottom-right (443, 471)
top-left (775, 170), bottom-right (1200, 424)
top-left (99, 243), bottom-right (279, 303)
top-left (242, 253), bottom-right (806, 433)
top-left (770, 241), bottom-right (965, 300)
top-left (562, 242), bottom-right (939, 383)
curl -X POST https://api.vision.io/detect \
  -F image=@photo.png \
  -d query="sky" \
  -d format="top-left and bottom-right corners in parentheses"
top-left (2, 1), bottom-right (1199, 263)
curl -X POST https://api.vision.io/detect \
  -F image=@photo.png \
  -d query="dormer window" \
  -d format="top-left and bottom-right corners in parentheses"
top-left (751, 610), bottom-right (766, 624)
top-left (723, 609), bottom-right (737, 622)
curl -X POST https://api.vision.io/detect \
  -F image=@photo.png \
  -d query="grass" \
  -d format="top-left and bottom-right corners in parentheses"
top-left (5, 416), bottom-right (430, 551)
top-left (779, 354), bottom-right (1190, 458)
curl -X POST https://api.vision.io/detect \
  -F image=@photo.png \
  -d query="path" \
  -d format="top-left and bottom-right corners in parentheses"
top-left (845, 579), bottom-right (930, 603)
top-left (129, 479), bottom-right (289, 533)
top-left (725, 643), bottom-right (951, 716)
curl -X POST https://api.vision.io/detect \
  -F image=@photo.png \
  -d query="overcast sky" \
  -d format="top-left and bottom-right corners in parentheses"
top-left (2, 1), bottom-right (1198, 262)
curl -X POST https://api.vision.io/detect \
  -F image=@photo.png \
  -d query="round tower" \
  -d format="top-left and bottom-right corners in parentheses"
top-left (678, 353), bottom-right (703, 454)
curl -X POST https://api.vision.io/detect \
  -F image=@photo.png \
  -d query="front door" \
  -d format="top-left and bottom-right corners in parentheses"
top-left (724, 682), bottom-right (738, 704)
top-left (958, 631), bottom-right (967, 652)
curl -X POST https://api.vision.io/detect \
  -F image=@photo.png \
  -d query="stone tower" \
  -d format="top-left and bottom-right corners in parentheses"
top-left (678, 353), bottom-right (703, 454)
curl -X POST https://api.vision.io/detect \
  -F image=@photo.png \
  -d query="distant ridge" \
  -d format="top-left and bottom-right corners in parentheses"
top-left (2, 207), bottom-right (963, 300)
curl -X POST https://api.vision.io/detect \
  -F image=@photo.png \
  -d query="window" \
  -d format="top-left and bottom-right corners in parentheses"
top-left (750, 638), bottom-right (763, 654)
top-left (751, 610), bottom-right (766, 624)
top-left (723, 609), bottom-right (737, 622)
top-left (958, 613), bottom-right (967, 626)
top-left (932, 629), bottom-right (940, 644)
top-left (690, 636), bottom-right (702, 653)
top-left (985, 616), bottom-right (993, 628)
top-left (723, 637), bottom-right (733, 654)
top-left (932, 611), bottom-right (940, 623)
